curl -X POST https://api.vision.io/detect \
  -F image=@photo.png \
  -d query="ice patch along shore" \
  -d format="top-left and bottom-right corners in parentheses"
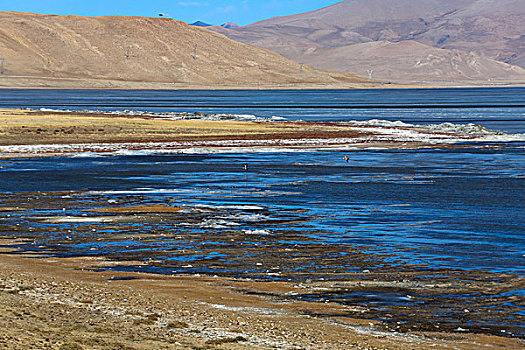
top-left (0, 109), bottom-right (521, 158)
top-left (36, 108), bottom-right (286, 122)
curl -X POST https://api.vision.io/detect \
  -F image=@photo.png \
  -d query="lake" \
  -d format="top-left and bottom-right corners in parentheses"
top-left (0, 87), bottom-right (524, 337)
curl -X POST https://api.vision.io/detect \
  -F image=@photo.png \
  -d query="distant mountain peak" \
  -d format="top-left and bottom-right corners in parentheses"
top-left (190, 21), bottom-right (212, 27)
top-left (221, 22), bottom-right (239, 29)
top-left (191, 21), bottom-right (240, 29)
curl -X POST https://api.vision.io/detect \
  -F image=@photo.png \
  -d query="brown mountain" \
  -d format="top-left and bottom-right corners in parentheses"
top-left (0, 11), bottom-right (366, 88)
top-left (297, 40), bottom-right (525, 83)
top-left (210, 0), bottom-right (525, 83)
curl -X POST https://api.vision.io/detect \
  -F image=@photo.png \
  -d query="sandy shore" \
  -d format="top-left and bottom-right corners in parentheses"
top-left (1, 245), bottom-right (523, 350)
top-left (0, 75), bottom-right (523, 90)
top-left (0, 76), bottom-right (420, 90)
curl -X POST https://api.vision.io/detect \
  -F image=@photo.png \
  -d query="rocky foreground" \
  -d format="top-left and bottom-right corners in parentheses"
top-left (1, 246), bottom-right (523, 350)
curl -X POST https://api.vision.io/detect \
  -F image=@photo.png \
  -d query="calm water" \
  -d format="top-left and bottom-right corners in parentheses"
top-left (0, 88), bottom-right (524, 336)
top-left (0, 87), bottom-right (524, 132)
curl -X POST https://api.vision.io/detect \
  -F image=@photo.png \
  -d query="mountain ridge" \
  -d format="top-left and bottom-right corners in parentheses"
top-left (209, 0), bottom-right (525, 83)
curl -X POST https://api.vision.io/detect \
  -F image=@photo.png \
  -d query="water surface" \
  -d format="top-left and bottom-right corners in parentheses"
top-left (0, 87), bottom-right (524, 337)
top-left (0, 88), bottom-right (524, 132)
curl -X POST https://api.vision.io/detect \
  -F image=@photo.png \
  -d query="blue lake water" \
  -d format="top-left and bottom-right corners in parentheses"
top-left (0, 87), bottom-right (524, 132)
top-left (0, 87), bottom-right (524, 336)
top-left (0, 87), bottom-right (523, 276)
top-left (2, 147), bottom-right (524, 275)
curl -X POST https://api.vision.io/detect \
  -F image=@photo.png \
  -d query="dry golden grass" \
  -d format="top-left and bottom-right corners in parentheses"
top-left (0, 108), bottom-right (346, 146)
top-left (1, 249), bottom-right (523, 350)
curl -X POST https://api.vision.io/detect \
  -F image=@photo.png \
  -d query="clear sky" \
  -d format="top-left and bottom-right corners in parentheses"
top-left (0, 0), bottom-right (338, 26)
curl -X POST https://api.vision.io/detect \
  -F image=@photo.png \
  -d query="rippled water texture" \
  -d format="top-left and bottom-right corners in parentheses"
top-left (0, 87), bottom-right (524, 132)
top-left (0, 88), bottom-right (524, 337)
top-left (2, 147), bottom-right (524, 275)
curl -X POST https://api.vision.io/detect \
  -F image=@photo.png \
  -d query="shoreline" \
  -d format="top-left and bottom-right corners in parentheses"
top-left (1, 76), bottom-right (524, 90)
top-left (1, 108), bottom-right (521, 159)
top-left (0, 77), bottom-right (416, 90)
top-left (1, 107), bottom-right (524, 348)
top-left (1, 245), bottom-right (523, 349)
top-left (2, 84), bottom-right (525, 91)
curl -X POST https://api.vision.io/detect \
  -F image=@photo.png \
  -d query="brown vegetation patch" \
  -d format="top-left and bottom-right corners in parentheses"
top-left (89, 205), bottom-right (183, 214)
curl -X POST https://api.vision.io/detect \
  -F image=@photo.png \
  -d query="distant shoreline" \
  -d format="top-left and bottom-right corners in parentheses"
top-left (1, 108), bottom-right (522, 159)
top-left (0, 76), bottom-right (524, 90)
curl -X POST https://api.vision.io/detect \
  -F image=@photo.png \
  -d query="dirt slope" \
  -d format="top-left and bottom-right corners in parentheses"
top-left (0, 11), bottom-right (366, 88)
top-left (301, 40), bottom-right (525, 83)
top-left (210, 0), bottom-right (525, 83)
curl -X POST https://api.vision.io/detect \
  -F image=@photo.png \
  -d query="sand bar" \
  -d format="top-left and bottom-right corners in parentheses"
top-left (0, 108), bottom-right (518, 158)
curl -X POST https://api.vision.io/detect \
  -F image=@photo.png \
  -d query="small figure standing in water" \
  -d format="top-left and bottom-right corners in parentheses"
top-left (344, 156), bottom-right (349, 163)
top-left (243, 164), bottom-right (248, 170)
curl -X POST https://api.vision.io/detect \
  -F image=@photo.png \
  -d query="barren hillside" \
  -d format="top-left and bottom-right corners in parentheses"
top-left (210, 0), bottom-right (525, 83)
top-left (299, 41), bottom-right (525, 83)
top-left (0, 12), bottom-right (366, 88)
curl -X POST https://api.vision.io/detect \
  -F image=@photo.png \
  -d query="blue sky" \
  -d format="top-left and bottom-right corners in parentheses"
top-left (1, 0), bottom-right (337, 26)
